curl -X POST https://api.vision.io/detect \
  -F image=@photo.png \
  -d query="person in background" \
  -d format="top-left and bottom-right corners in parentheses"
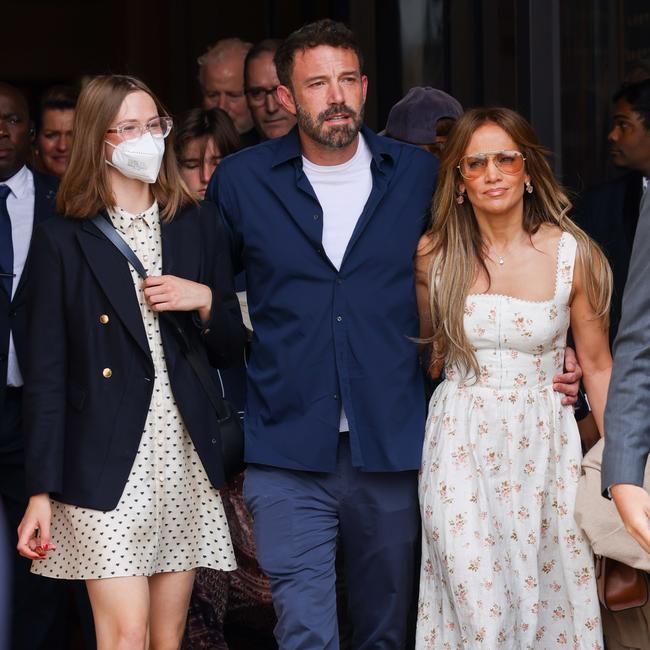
top-left (599, 78), bottom-right (650, 650)
top-left (383, 86), bottom-right (463, 157)
top-left (34, 85), bottom-right (77, 178)
top-left (573, 73), bottom-right (650, 472)
top-left (0, 81), bottom-right (81, 650)
top-left (198, 38), bottom-right (260, 148)
top-left (575, 76), bottom-right (650, 346)
top-left (16, 74), bottom-right (245, 649)
top-left (244, 39), bottom-right (296, 141)
top-left (175, 107), bottom-right (240, 199)
top-left (174, 106), bottom-right (276, 650)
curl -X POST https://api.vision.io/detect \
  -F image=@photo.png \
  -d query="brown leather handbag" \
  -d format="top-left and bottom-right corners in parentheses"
top-left (596, 555), bottom-right (649, 612)
top-left (575, 438), bottom-right (650, 611)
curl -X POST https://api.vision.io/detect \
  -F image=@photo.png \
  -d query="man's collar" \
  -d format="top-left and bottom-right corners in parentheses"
top-left (271, 124), bottom-right (395, 170)
top-left (0, 165), bottom-right (32, 200)
top-left (271, 126), bottom-right (302, 167)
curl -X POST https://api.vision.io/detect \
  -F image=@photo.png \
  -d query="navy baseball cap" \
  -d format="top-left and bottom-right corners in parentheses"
top-left (384, 86), bottom-right (463, 144)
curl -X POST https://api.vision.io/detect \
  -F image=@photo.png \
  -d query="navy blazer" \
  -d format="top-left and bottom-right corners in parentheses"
top-left (23, 200), bottom-right (246, 510)
top-left (0, 169), bottom-right (58, 456)
top-left (209, 126), bottom-right (438, 473)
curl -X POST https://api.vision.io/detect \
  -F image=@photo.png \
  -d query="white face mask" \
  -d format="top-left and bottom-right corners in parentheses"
top-left (105, 132), bottom-right (165, 184)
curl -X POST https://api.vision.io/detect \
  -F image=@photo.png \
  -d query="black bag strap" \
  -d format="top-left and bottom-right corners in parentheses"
top-left (93, 214), bottom-right (149, 279)
top-left (91, 214), bottom-right (234, 422)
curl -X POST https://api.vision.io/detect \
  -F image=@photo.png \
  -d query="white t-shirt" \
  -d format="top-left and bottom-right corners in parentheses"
top-left (302, 134), bottom-right (373, 431)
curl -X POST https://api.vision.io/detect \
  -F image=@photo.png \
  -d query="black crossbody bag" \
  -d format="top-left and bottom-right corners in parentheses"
top-left (92, 215), bottom-right (245, 481)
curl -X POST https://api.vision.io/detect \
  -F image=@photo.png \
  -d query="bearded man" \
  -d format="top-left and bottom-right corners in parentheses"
top-left (208, 19), bottom-right (580, 650)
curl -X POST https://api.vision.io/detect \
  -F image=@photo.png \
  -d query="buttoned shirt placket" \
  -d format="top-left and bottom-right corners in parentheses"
top-left (109, 204), bottom-right (166, 536)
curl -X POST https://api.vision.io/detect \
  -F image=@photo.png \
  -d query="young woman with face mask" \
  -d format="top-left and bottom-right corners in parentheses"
top-left (16, 75), bottom-right (245, 649)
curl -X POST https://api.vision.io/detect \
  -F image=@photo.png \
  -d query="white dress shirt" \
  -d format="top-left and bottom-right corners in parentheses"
top-left (2, 165), bottom-right (35, 386)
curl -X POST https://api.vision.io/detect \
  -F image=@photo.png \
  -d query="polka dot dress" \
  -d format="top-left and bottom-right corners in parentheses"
top-left (31, 202), bottom-right (236, 580)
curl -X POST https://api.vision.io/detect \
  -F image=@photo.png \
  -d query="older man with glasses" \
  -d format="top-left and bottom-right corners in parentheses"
top-left (244, 39), bottom-right (297, 141)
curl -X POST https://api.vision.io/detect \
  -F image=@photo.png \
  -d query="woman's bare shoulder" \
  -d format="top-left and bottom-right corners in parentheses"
top-left (533, 223), bottom-right (563, 253)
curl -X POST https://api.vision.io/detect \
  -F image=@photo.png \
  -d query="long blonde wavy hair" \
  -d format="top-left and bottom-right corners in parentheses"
top-left (424, 107), bottom-right (612, 380)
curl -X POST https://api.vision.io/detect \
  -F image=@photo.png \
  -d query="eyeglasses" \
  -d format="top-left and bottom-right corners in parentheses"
top-left (246, 86), bottom-right (279, 106)
top-left (106, 116), bottom-right (173, 142)
top-left (457, 150), bottom-right (526, 180)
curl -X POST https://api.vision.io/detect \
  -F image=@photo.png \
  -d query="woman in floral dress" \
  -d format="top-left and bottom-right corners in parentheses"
top-left (415, 108), bottom-right (613, 649)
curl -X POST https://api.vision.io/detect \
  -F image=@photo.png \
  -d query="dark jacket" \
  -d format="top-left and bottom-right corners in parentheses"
top-left (574, 171), bottom-right (643, 345)
top-left (23, 200), bottom-right (246, 510)
top-left (0, 169), bottom-right (58, 456)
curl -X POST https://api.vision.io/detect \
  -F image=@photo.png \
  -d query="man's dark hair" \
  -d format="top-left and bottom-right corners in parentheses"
top-left (613, 79), bottom-right (650, 130)
top-left (40, 85), bottom-right (78, 113)
top-left (244, 38), bottom-right (283, 88)
top-left (173, 107), bottom-right (240, 159)
top-left (274, 19), bottom-right (364, 88)
top-left (436, 117), bottom-right (456, 138)
top-left (37, 85), bottom-right (78, 131)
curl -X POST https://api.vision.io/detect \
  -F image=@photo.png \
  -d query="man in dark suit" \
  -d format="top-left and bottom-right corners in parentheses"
top-left (603, 79), bottom-right (650, 549)
top-left (0, 82), bottom-right (75, 650)
top-left (574, 78), bottom-right (650, 345)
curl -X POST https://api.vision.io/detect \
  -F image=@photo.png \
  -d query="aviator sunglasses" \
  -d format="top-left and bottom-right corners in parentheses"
top-left (457, 150), bottom-right (526, 180)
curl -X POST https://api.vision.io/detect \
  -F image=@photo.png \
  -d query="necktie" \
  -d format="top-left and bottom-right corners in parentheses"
top-left (0, 185), bottom-right (14, 298)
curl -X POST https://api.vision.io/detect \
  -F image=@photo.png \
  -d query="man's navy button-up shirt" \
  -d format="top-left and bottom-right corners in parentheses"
top-left (208, 126), bottom-right (438, 473)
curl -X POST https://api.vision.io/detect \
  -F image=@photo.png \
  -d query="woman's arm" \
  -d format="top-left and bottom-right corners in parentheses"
top-left (143, 204), bottom-right (246, 367)
top-left (415, 234), bottom-right (434, 341)
top-left (415, 234), bottom-right (444, 378)
top-left (569, 254), bottom-right (613, 435)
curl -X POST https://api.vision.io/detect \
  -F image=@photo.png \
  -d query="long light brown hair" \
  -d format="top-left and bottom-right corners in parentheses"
top-left (424, 107), bottom-right (612, 379)
top-left (57, 75), bottom-right (194, 220)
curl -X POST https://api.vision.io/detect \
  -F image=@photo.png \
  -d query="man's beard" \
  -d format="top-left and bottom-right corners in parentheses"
top-left (295, 102), bottom-right (364, 149)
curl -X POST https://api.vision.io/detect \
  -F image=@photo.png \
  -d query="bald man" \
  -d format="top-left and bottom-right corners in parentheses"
top-left (198, 38), bottom-right (260, 148)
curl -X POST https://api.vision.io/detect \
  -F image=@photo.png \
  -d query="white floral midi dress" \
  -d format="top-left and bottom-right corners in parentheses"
top-left (416, 233), bottom-right (603, 649)
top-left (31, 203), bottom-right (236, 580)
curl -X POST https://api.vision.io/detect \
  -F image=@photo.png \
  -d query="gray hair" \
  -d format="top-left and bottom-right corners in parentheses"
top-left (197, 37), bottom-right (253, 84)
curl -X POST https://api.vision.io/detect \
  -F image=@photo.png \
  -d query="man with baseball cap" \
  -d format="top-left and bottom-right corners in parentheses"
top-left (383, 86), bottom-right (463, 156)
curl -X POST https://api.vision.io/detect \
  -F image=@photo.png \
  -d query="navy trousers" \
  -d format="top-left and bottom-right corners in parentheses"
top-left (244, 435), bottom-right (420, 650)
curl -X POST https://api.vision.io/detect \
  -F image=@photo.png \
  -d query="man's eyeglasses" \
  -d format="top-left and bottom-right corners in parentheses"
top-left (457, 150), bottom-right (526, 180)
top-left (106, 116), bottom-right (173, 142)
top-left (246, 86), bottom-right (279, 106)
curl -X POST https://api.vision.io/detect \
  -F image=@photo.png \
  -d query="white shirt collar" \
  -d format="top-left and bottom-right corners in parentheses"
top-left (107, 201), bottom-right (159, 234)
top-left (0, 165), bottom-right (32, 200)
